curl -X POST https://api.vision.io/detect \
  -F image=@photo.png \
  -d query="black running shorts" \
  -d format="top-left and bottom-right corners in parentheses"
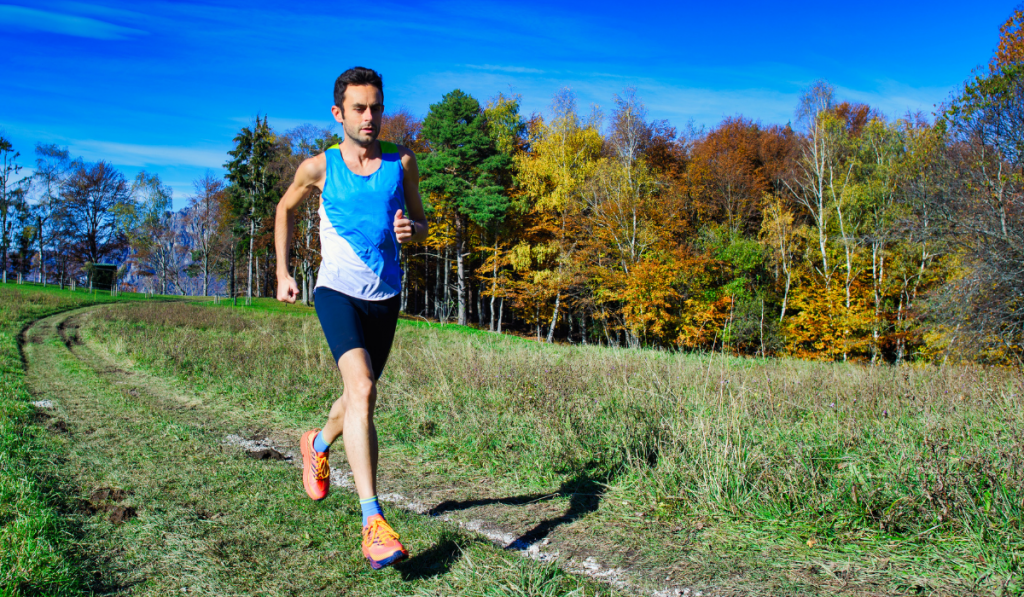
top-left (313, 286), bottom-right (401, 380)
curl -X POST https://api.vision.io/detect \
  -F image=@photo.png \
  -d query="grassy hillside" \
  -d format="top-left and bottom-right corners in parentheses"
top-left (81, 299), bottom-right (1024, 595)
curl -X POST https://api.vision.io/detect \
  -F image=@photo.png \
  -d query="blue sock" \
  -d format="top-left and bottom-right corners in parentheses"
top-left (360, 496), bottom-right (383, 526)
top-left (312, 431), bottom-right (331, 453)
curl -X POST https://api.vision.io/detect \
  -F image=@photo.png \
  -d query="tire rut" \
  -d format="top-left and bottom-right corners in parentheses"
top-left (28, 307), bottom-right (307, 463)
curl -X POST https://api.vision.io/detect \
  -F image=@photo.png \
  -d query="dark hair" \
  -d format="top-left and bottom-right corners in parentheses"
top-left (333, 67), bottom-right (384, 107)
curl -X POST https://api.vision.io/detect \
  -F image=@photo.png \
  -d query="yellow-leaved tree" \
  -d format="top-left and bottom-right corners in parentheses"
top-left (513, 88), bottom-right (603, 342)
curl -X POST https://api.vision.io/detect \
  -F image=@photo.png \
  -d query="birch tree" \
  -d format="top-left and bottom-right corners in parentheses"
top-left (0, 133), bottom-right (23, 277)
top-left (785, 82), bottom-right (835, 283)
top-left (185, 172), bottom-right (225, 296)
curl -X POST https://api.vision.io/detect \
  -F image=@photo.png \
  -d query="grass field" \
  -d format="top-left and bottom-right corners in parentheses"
top-left (0, 284), bottom-right (158, 596)
top-left (4, 283), bottom-right (1023, 596)
top-left (3, 285), bottom-right (617, 597)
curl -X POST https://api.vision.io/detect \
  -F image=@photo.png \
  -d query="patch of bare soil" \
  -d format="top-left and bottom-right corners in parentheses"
top-left (247, 447), bottom-right (286, 460)
top-left (83, 487), bottom-right (137, 525)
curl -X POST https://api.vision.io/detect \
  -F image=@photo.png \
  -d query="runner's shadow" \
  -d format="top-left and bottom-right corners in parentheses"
top-left (396, 536), bottom-right (462, 581)
top-left (428, 474), bottom-right (609, 549)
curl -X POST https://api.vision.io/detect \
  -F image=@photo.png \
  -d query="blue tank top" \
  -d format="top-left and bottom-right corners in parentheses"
top-left (319, 142), bottom-right (404, 297)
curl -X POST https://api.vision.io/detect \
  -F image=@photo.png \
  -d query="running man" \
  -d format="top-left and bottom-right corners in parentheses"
top-left (274, 66), bottom-right (428, 570)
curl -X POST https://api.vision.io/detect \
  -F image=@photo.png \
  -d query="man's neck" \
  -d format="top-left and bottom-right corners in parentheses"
top-left (341, 137), bottom-right (380, 164)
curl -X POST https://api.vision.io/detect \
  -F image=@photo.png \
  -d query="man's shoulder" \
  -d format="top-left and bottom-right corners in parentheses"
top-left (378, 140), bottom-right (413, 154)
top-left (297, 152), bottom-right (328, 184)
top-left (386, 143), bottom-right (417, 165)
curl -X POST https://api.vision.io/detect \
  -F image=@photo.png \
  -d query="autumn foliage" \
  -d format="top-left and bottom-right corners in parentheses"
top-left (265, 12), bottom-right (1021, 367)
top-left (11, 10), bottom-right (1024, 366)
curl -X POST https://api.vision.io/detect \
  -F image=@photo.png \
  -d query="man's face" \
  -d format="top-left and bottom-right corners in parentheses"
top-left (332, 84), bottom-right (383, 146)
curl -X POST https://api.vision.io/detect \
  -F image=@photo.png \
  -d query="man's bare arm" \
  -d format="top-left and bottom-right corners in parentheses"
top-left (394, 147), bottom-right (428, 244)
top-left (275, 155), bottom-right (326, 303)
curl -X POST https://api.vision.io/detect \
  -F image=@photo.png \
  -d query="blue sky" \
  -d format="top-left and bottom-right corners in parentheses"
top-left (0, 1), bottom-right (1011, 208)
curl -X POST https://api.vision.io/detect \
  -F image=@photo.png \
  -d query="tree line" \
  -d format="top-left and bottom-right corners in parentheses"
top-left (0, 140), bottom-right (230, 296)
top-left (3, 9), bottom-right (1024, 364)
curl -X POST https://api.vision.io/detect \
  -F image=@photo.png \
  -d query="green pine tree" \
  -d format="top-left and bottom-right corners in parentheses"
top-left (420, 89), bottom-right (511, 325)
top-left (225, 115), bottom-right (279, 301)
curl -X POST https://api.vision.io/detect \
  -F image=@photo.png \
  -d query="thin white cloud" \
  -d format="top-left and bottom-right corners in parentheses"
top-left (416, 69), bottom-right (801, 128)
top-left (0, 4), bottom-right (146, 40)
top-left (631, 84), bottom-right (799, 126)
top-left (269, 116), bottom-right (336, 132)
top-left (52, 1), bottom-right (149, 22)
top-left (416, 65), bottom-right (958, 132)
top-left (165, 181), bottom-right (195, 203)
top-left (834, 80), bottom-right (953, 120)
top-left (229, 116), bottom-right (337, 132)
top-left (72, 140), bottom-right (227, 169)
top-left (465, 64), bottom-right (546, 75)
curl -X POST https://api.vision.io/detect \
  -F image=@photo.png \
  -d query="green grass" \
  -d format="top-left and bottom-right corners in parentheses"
top-left (83, 299), bottom-right (1024, 596)
top-left (0, 283), bottom-right (156, 596)
top-left (6, 281), bottom-right (1023, 595)
top-left (201, 294), bottom-right (318, 316)
top-left (11, 288), bottom-right (618, 596)
top-left (34, 325), bottom-right (605, 595)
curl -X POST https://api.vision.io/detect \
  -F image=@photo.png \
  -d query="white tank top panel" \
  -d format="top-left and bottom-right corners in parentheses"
top-left (315, 203), bottom-right (399, 300)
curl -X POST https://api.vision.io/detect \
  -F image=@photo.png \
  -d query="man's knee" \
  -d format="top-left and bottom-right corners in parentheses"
top-left (344, 378), bottom-right (376, 410)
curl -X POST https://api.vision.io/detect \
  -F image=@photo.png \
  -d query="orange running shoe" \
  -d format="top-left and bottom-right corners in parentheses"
top-left (362, 514), bottom-right (408, 569)
top-left (300, 429), bottom-right (330, 501)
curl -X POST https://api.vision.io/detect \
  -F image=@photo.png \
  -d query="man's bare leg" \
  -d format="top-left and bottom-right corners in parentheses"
top-left (300, 345), bottom-right (405, 568)
top-left (319, 347), bottom-right (378, 499)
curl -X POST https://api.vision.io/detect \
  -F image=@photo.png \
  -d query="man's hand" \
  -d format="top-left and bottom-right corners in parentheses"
top-left (277, 275), bottom-right (299, 303)
top-left (394, 208), bottom-right (416, 244)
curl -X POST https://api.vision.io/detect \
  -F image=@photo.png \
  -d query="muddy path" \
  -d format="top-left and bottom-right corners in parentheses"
top-left (21, 306), bottom-right (706, 597)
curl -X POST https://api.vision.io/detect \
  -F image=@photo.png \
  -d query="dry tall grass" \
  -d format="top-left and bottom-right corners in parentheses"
top-left (92, 301), bottom-right (1024, 593)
